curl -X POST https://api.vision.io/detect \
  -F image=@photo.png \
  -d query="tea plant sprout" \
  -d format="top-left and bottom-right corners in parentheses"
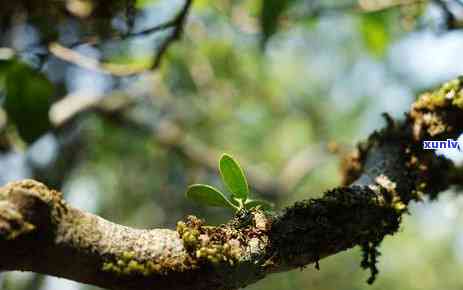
top-left (185, 154), bottom-right (273, 212)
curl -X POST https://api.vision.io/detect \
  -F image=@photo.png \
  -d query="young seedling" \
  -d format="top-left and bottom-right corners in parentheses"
top-left (185, 153), bottom-right (273, 212)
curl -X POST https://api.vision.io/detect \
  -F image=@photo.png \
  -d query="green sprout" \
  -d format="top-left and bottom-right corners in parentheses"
top-left (185, 153), bottom-right (273, 212)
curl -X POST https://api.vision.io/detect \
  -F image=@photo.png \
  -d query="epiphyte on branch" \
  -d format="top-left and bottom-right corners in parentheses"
top-left (185, 153), bottom-right (273, 212)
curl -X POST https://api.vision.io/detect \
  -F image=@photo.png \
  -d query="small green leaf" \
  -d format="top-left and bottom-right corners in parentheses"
top-left (186, 184), bottom-right (235, 209)
top-left (245, 199), bottom-right (273, 211)
top-left (219, 154), bottom-right (249, 200)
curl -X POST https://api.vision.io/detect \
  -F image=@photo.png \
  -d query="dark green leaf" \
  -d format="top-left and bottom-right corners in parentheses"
top-left (260, 0), bottom-right (291, 47)
top-left (219, 153), bottom-right (249, 200)
top-left (2, 59), bottom-right (54, 143)
top-left (186, 184), bottom-right (235, 209)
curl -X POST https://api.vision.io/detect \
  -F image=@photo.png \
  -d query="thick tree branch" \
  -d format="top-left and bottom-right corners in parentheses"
top-left (1, 77), bottom-right (463, 289)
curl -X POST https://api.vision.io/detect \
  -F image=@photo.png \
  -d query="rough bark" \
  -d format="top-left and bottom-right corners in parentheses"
top-left (1, 77), bottom-right (463, 290)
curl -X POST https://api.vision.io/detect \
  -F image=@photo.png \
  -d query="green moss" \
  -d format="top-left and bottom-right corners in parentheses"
top-left (415, 77), bottom-right (463, 110)
top-left (193, 241), bottom-right (241, 266)
top-left (432, 78), bottom-right (461, 106)
top-left (410, 76), bottom-right (463, 138)
top-left (177, 216), bottom-right (241, 267)
top-left (101, 251), bottom-right (167, 276)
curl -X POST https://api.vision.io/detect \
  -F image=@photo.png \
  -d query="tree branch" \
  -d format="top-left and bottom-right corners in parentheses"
top-left (151, 0), bottom-right (193, 69)
top-left (294, 0), bottom-right (425, 21)
top-left (1, 77), bottom-right (463, 289)
top-left (45, 0), bottom-right (193, 75)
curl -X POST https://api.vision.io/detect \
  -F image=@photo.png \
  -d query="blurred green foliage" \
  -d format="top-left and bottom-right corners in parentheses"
top-left (359, 11), bottom-right (394, 57)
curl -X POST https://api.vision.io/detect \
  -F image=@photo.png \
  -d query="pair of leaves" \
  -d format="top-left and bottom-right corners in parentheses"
top-left (186, 154), bottom-right (272, 212)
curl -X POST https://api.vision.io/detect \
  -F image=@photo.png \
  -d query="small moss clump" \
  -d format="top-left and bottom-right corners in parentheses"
top-left (411, 76), bottom-right (463, 138)
top-left (177, 216), bottom-right (242, 266)
top-left (102, 251), bottom-right (164, 276)
top-left (370, 175), bottom-right (407, 213)
top-left (414, 77), bottom-right (463, 110)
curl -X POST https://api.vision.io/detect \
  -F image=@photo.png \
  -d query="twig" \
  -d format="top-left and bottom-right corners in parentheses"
top-left (296, 0), bottom-right (425, 19)
top-left (41, 0), bottom-right (194, 75)
top-left (432, 0), bottom-right (458, 30)
top-left (357, 0), bottom-right (426, 13)
top-left (49, 92), bottom-right (134, 126)
top-left (127, 19), bottom-right (179, 38)
top-left (125, 0), bottom-right (136, 33)
top-left (65, 16), bottom-right (182, 49)
top-left (151, 0), bottom-right (193, 69)
top-left (48, 42), bottom-right (149, 76)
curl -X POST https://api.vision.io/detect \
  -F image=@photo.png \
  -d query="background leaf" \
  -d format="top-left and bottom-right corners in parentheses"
top-left (359, 11), bottom-right (392, 57)
top-left (2, 59), bottom-right (54, 144)
top-left (219, 154), bottom-right (249, 200)
top-left (260, 0), bottom-right (291, 47)
top-left (186, 184), bottom-right (235, 209)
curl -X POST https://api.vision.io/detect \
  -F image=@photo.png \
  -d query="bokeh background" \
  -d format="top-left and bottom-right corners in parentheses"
top-left (1, 0), bottom-right (463, 289)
